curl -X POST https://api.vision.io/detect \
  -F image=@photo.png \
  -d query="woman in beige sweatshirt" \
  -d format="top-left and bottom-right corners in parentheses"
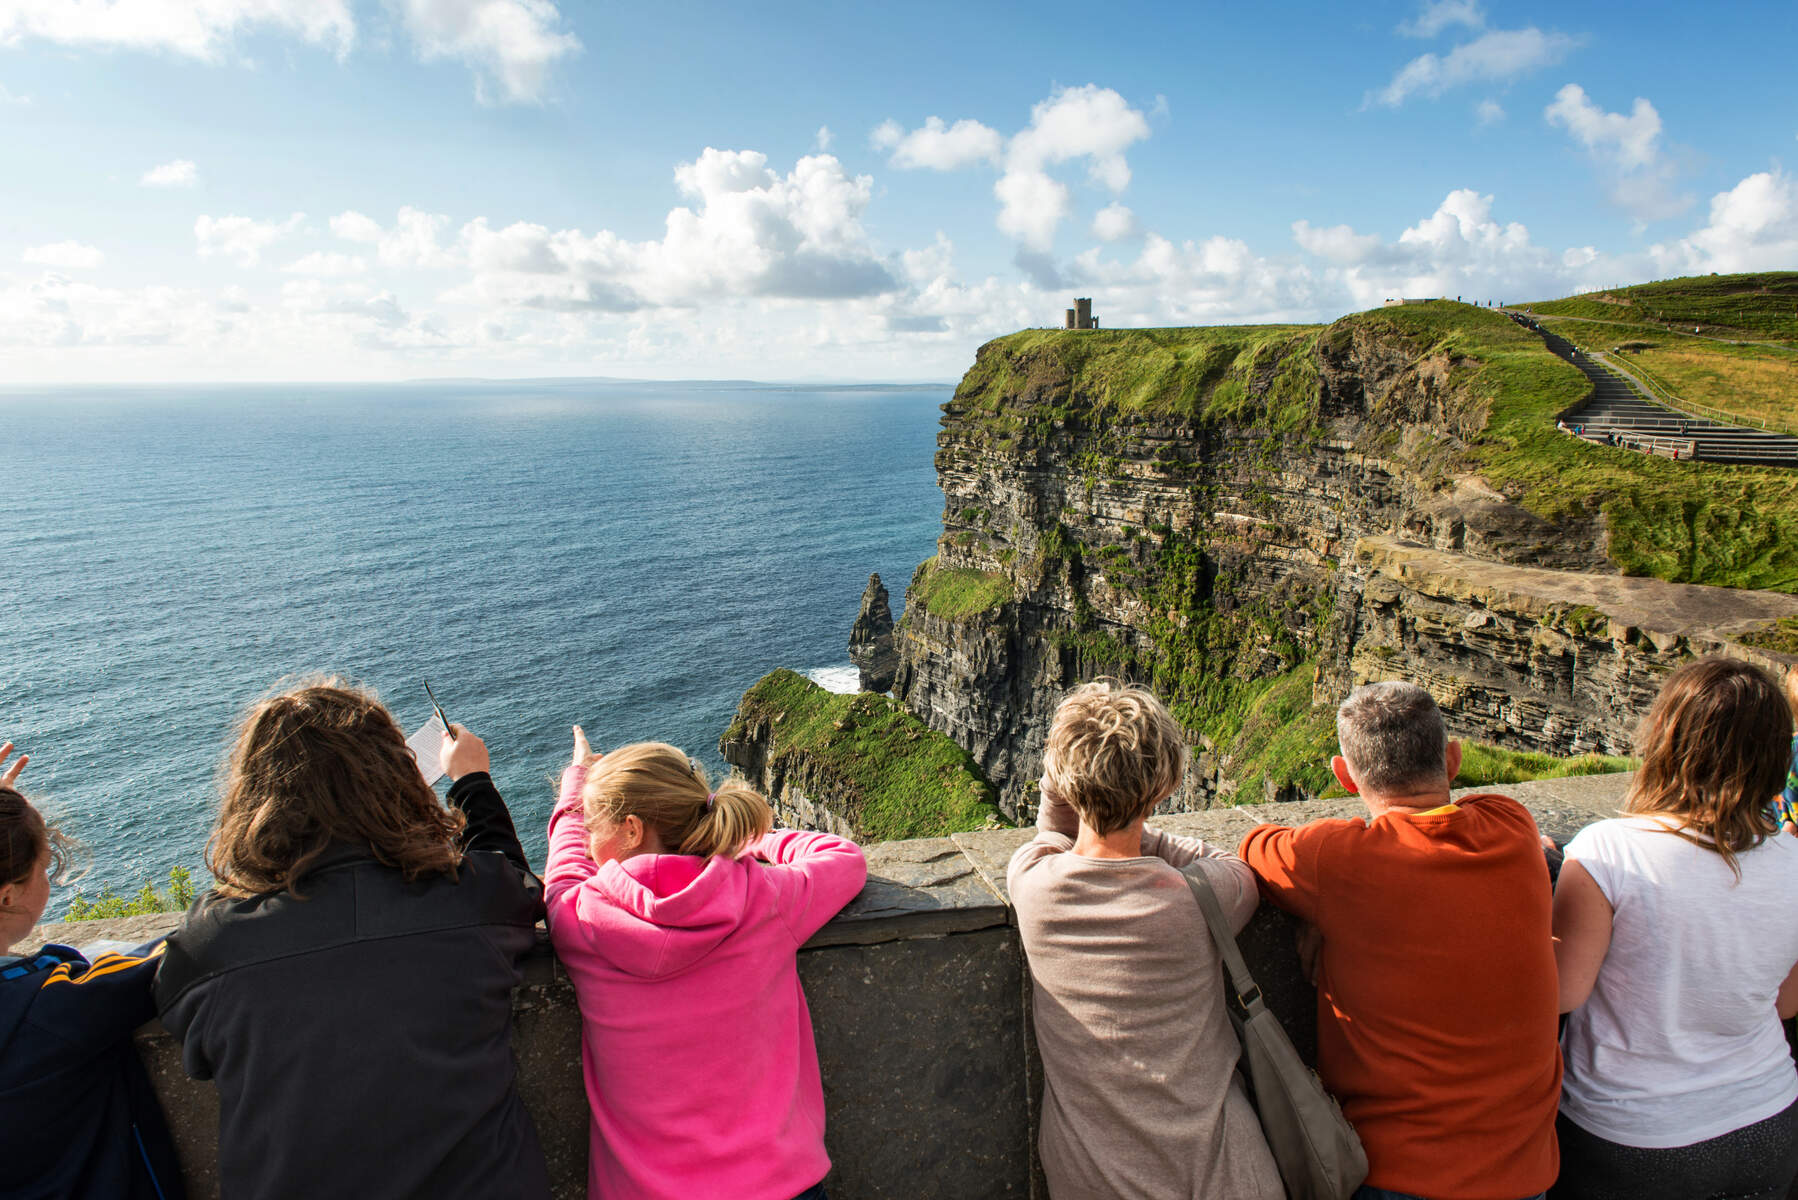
top-left (1007, 681), bottom-right (1282, 1200)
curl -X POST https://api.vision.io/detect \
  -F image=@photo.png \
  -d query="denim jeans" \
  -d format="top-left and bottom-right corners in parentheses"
top-left (1355, 1189), bottom-right (1544, 1200)
top-left (791, 1183), bottom-right (829, 1200)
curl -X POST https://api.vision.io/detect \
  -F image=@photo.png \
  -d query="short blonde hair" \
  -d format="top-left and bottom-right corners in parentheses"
top-left (581, 743), bottom-right (773, 860)
top-left (1040, 680), bottom-right (1188, 834)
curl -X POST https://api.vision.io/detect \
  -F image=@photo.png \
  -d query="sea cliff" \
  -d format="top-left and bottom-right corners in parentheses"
top-left (727, 300), bottom-right (1798, 826)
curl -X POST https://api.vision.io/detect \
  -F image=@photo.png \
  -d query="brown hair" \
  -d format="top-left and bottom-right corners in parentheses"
top-left (208, 679), bottom-right (465, 898)
top-left (1626, 656), bottom-right (1792, 875)
top-left (0, 785), bottom-right (85, 891)
top-left (1040, 680), bottom-right (1188, 835)
top-left (580, 743), bottom-right (771, 859)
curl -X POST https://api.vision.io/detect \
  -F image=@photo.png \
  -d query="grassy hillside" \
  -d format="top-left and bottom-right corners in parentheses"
top-left (723, 669), bottom-right (1003, 840)
top-left (1359, 301), bottom-right (1798, 592)
top-left (1526, 272), bottom-right (1798, 346)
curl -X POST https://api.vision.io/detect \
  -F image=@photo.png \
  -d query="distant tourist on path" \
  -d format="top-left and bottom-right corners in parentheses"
top-left (1007, 681), bottom-right (1284, 1200)
top-left (1238, 681), bottom-right (1561, 1200)
top-left (154, 680), bottom-right (550, 1200)
top-left (545, 730), bottom-right (865, 1200)
top-left (1551, 657), bottom-right (1798, 1200)
top-left (0, 741), bottom-right (186, 1200)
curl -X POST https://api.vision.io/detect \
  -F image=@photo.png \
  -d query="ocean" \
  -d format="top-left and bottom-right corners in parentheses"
top-left (0, 379), bottom-right (948, 915)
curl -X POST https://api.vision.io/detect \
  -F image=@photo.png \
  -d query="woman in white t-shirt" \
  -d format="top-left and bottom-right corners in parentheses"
top-left (1553, 656), bottom-right (1798, 1200)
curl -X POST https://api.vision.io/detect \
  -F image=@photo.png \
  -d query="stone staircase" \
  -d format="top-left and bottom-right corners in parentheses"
top-left (1507, 313), bottom-right (1798, 467)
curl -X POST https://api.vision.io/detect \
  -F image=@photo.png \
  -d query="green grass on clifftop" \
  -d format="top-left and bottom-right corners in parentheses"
top-left (956, 324), bottom-right (1324, 432)
top-left (724, 669), bottom-right (1003, 841)
top-left (909, 556), bottom-right (1013, 621)
top-left (1526, 272), bottom-right (1798, 346)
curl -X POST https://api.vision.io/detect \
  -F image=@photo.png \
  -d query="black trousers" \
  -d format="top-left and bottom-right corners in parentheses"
top-left (1550, 1099), bottom-right (1798, 1200)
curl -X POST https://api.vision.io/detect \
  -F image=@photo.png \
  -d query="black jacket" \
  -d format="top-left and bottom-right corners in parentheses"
top-left (0, 942), bottom-right (186, 1200)
top-left (154, 772), bottom-right (549, 1200)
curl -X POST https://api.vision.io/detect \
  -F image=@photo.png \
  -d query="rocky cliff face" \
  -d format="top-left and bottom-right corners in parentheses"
top-left (891, 313), bottom-right (1798, 818)
top-left (848, 573), bottom-right (897, 693)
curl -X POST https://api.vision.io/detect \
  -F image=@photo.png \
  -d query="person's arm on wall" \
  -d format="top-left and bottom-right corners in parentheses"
top-left (1145, 826), bottom-right (1259, 932)
top-left (751, 830), bottom-right (868, 944)
top-left (1236, 821), bottom-right (1338, 924)
top-left (1552, 858), bottom-right (1614, 1013)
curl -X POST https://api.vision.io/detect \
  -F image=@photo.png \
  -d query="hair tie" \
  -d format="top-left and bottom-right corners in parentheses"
top-left (705, 792), bottom-right (716, 812)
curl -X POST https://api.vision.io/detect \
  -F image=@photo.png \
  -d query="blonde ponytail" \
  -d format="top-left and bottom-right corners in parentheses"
top-left (581, 742), bottom-right (773, 860)
top-left (679, 778), bottom-right (773, 859)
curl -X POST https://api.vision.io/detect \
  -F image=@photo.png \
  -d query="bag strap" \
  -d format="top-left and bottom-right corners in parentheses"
top-left (1181, 865), bottom-right (1265, 1015)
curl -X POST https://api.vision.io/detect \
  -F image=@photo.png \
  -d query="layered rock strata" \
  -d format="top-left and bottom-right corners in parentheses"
top-left (890, 319), bottom-right (1798, 818)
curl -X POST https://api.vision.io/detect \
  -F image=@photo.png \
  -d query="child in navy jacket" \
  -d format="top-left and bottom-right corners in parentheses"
top-left (0, 740), bottom-right (185, 1200)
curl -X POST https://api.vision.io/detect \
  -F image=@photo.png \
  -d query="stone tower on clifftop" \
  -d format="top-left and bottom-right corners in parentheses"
top-left (848, 573), bottom-right (897, 693)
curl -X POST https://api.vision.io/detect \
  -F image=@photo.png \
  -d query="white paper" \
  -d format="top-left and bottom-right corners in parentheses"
top-left (407, 713), bottom-right (448, 786)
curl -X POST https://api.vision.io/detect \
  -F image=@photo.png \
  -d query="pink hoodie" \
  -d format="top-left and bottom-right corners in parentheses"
top-left (545, 764), bottom-right (868, 1200)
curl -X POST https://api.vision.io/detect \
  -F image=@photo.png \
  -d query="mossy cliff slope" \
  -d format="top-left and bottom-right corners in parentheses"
top-left (720, 669), bottom-right (1002, 840)
top-left (894, 302), bottom-right (1798, 818)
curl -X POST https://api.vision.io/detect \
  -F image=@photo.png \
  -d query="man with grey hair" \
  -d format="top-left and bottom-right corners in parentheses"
top-left (1237, 681), bottom-right (1561, 1200)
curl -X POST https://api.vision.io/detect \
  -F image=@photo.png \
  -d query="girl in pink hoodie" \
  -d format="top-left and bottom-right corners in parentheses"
top-left (545, 728), bottom-right (867, 1200)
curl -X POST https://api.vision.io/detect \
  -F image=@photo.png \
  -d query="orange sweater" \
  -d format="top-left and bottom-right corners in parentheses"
top-left (1238, 795), bottom-right (1562, 1200)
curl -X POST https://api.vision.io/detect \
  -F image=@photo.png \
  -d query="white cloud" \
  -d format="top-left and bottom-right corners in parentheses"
top-left (874, 85), bottom-right (1152, 253)
top-left (1475, 99), bottom-right (1505, 126)
top-left (194, 213), bottom-right (305, 266)
top-left (1544, 84), bottom-right (1691, 222)
top-left (1398, 0), bottom-right (1485, 38)
top-left (1007, 84), bottom-right (1149, 192)
top-left (1291, 220), bottom-right (1388, 265)
top-left (998, 85), bottom-right (1150, 251)
top-left (0, 0), bottom-right (355, 61)
top-left (0, 81), bottom-right (29, 104)
top-left (328, 207), bottom-right (456, 267)
top-left (395, 0), bottom-right (579, 104)
top-left (872, 115), bottom-right (1003, 170)
top-left (1545, 83), bottom-right (1660, 170)
top-left (814, 125), bottom-right (832, 151)
top-left (1650, 169), bottom-right (1798, 275)
top-left (140, 158), bottom-right (198, 188)
top-left (22, 241), bottom-right (103, 269)
top-left (439, 148), bottom-right (899, 312)
top-left (1091, 202), bottom-right (1138, 242)
top-left (283, 251), bottom-right (368, 276)
top-left (330, 210), bottom-right (384, 243)
top-left (993, 169), bottom-right (1069, 252)
top-left (1370, 26), bottom-right (1582, 107)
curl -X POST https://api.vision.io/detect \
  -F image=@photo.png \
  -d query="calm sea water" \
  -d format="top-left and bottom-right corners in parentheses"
top-left (0, 380), bottom-right (948, 915)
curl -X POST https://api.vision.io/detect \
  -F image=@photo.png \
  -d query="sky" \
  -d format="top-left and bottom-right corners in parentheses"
top-left (1, 0), bottom-right (1795, 383)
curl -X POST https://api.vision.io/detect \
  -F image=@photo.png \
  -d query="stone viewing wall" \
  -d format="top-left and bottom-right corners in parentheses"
top-left (35, 775), bottom-right (1639, 1200)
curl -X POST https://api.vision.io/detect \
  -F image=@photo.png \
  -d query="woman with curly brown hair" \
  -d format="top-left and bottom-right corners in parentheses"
top-left (1553, 656), bottom-right (1798, 1200)
top-left (154, 679), bottom-right (549, 1200)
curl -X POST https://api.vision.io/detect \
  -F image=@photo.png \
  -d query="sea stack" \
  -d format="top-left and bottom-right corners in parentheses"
top-left (848, 573), bottom-right (897, 693)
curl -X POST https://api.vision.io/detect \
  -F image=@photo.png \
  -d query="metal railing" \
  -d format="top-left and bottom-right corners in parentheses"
top-left (1585, 348), bottom-right (1798, 439)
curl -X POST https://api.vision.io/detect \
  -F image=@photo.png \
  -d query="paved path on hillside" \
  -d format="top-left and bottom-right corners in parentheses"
top-left (1506, 313), bottom-right (1798, 466)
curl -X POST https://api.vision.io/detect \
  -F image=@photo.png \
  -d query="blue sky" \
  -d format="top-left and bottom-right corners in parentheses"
top-left (1, 0), bottom-right (1794, 382)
